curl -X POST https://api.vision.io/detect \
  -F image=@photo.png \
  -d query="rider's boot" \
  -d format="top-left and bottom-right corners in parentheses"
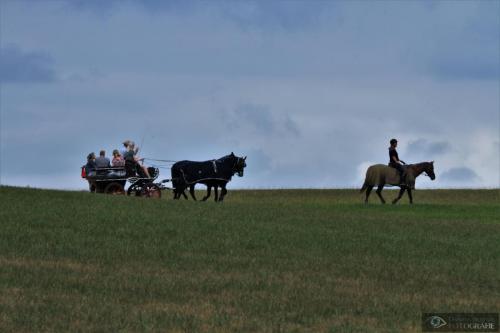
top-left (399, 171), bottom-right (406, 186)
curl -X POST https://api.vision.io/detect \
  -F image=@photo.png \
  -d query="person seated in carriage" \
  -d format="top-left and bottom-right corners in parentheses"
top-left (84, 152), bottom-right (97, 192)
top-left (121, 140), bottom-right (138, 157)
top-left (95, 150), bottom-right (111, 168)
top-left (111, 149), bottom-right (125, 167)
top-left (123, 142), bottom-right (151, 178)
top-left (85, 152), bottom-right (97, 176)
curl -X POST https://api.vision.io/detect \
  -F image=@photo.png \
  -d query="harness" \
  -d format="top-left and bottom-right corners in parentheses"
top-left (177, 156), bottom-right (243, 185)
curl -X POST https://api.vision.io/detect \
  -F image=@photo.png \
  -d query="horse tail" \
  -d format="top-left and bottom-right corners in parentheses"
top-left (360, 165), bottom-right (377, 192)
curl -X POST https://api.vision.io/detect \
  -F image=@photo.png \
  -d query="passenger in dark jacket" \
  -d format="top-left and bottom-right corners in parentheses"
top-left (85, 152), bottom-right (97, 175)
top-left (85, 153), bottom-right (97, 192)
top-left (95, 150), bottom-right (111, 168)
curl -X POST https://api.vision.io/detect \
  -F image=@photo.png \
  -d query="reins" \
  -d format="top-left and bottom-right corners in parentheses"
top-left (408, 163), bottom-right (430, 178)
top-left (143, 158), bottom-right (178, 163)
top-left (144, 155), bottom-right (243, 178)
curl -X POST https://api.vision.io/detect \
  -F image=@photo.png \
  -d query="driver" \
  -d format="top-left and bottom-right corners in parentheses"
top-left (124, 142), bottom-right (150, 178)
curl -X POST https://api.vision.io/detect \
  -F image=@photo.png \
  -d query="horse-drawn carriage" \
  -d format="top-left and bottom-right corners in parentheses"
top-left (81, 163), bottom-right (167, 198)
top-left (81, 152), bottom-right (247, 201)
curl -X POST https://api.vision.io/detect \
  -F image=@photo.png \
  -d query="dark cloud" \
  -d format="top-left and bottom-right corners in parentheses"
top-left (53, 0), bottom-right (330, 31)
top-left (217, 1), bottom-right (332, 32)
top-left (441, 167), bottom-right (479, 182)
top-left (227, 104), bottom-right (300, 138)
top-left (426, 1), bottom-right (499, 81)
top-left (0, 45), bottom-right (56, 83)
top-left (430, 56), bottom-right (499, 81)
top-left (64, 0), bottom-right (196, 15)
top-left (407, 139), bottom-right (451, 156)
top-left (233, 104), bottom-right (275, 134)
top-left (66, 0), bottom-right (119, 11)
top-left (284, 116), bottom-right (300, 138)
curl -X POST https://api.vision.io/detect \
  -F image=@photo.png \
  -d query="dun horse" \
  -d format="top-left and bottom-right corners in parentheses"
top-left (360, 162), bottom-right (435, 204)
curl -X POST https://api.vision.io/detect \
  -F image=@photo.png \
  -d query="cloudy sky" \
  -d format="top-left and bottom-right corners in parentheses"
top-left (1, 0), bottom-right (498, 190)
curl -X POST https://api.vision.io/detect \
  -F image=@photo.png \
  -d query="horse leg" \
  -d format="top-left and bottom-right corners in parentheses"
top-left (392, 187), bottom-right (406, 204)
top-left (214, 186), bottom-right (219, 202)
top-left (202, 186), bottom-right (211, 201)
top-left (179, 186), bottom-right (188, 200)
top-left (219, 184), bottom-right (227, 202)
top-left (407, 188), bottom-right (413, 204)
top-left (376, 184), bottom-right (386, 204)
top-left (189, 184), bottom-right (197, 201)
top-left (181, 190), bottom-right (188, 200)
top-left (365, 185), bottom-right (374, 204)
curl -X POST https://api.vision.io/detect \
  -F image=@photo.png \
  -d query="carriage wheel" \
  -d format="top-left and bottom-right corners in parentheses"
top-left (141, 184), bottom-right (162, 198)
top-left (88, 181), bottom-right (97, 193)
top-left (127, 182), bottom-right (142, 197)
top-left (104, 182), bottom-right (125, 195)
top-left (96, 183), bottom-right (106, 193)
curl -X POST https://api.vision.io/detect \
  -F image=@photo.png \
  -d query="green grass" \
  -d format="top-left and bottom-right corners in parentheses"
top-left (0, 186), bottom-right (499, 332)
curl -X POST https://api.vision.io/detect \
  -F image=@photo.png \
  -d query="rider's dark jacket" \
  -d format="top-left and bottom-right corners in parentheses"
top-left (388, 147), bottom-right (399, 168)
top-left (388, 147), bottom-right (404, 175)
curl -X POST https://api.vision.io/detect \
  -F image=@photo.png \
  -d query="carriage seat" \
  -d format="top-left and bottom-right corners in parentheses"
top-left (125, 160), bottom-right (158, 179)
top-left (125, 160), bottom-right (149, 178)
top-left (92, 167), bottom-right (126, 179)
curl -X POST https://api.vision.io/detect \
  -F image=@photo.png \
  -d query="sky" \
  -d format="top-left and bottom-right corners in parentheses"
top-left (1, 0), bottom-right (499, 190)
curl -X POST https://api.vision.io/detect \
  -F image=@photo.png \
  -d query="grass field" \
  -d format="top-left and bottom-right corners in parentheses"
top-left (0, 186), bottom-right (498, 332)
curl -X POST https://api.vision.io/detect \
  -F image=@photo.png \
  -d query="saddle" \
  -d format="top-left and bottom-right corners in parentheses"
top-left (398, 167), bottom-right (415, 189)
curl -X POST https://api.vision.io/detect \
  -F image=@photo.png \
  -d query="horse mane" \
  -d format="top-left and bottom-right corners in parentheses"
top-left (410, 161), bottom-right (432, 168)
top-left (217, 153), bottom-right (236, 162)
top-left (407, 161), bottom-right (433, 176)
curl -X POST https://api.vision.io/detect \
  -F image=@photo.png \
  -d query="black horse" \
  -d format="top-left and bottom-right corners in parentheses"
top-left (176, 182), bottom-right (221, 202)
top-left (200, 182), bottom-right (221, 202)
top-left (171, 153), bottom-right (246, 202)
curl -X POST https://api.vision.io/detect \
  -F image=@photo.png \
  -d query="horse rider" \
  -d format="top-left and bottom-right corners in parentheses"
top-left (388, 138), bottom-right (406, 185)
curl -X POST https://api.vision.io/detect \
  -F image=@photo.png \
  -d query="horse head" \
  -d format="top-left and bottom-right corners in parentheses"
top-left (423, 161), bottom-right (436, 180)
top-left (217, 153), bottom-right (247, 177)
top-left (233, 153), bottom-right (247, 177)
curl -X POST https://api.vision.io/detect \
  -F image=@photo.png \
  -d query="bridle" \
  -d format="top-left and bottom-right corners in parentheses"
top-left (422, 164), bottom-right (435, 179)
top-left (232, 157), bottom-right (245, 177)
top-left (412, 163), bottom-right (434, 179)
